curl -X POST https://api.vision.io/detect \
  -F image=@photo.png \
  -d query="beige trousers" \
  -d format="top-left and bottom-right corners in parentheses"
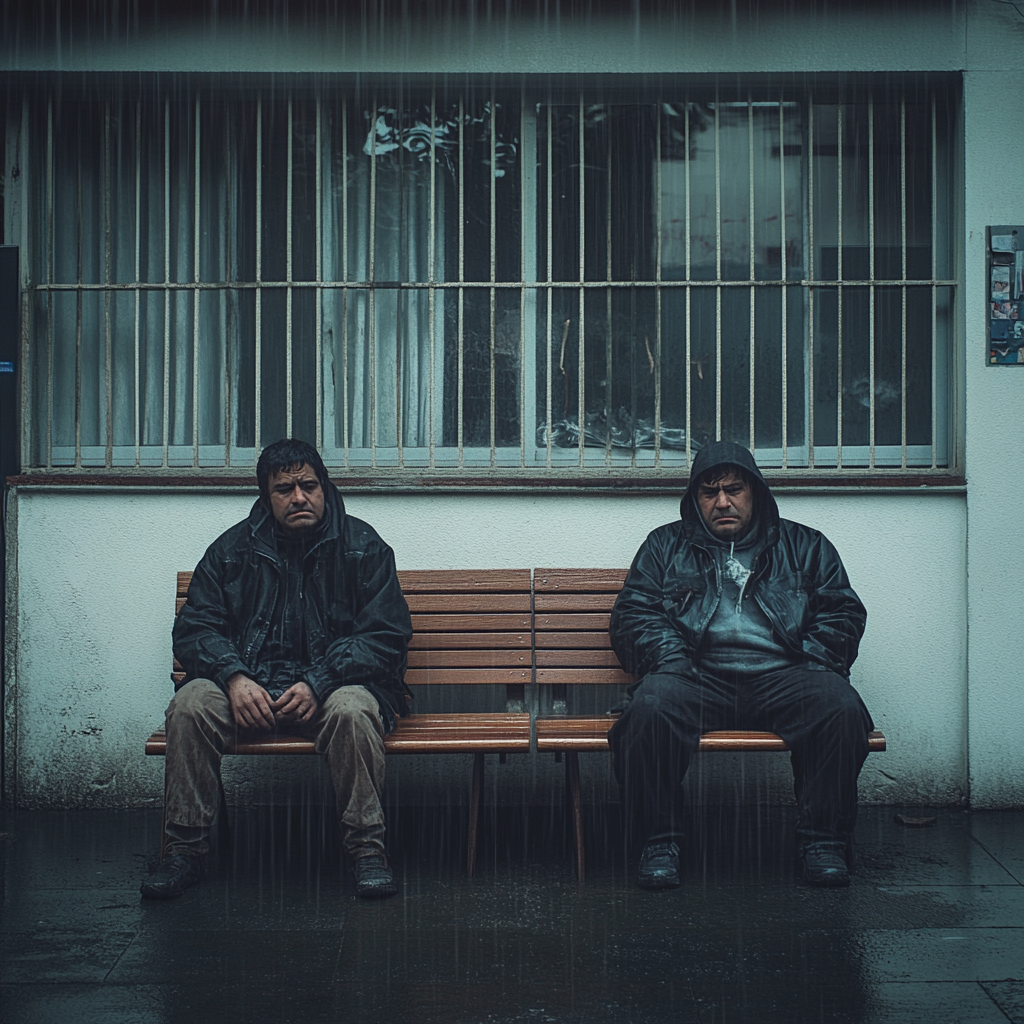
top-left (163, 678), bottom-right (387, 858)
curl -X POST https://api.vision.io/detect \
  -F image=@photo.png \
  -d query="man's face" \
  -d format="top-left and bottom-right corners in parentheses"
top-left (267, 463), bottom-right (325, 534)
top-left (696, 468), bottom-right (754, 541)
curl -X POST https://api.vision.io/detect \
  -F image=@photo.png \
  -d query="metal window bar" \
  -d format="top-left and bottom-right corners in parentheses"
top-left (779, 95), bottom-right (788, 469)
top-left (605, 118), bottom-right (613, 465)
top-left (429, 88), bottom-right (437, 468)
top-left (900, 96), bottom-right (908, 470)
top-left (545, 97), bottom-right (553, 470)
top-left (341, 97), bottom-right (349, 465)
top-left (869, 97), bottom-right (876, 469)
top-left (286, 94), bottom-right (294, 440)
top-left (45, 96), bottom-right (53, 470)
top-left (192, 94), bottom-right (201, 467)
top-left (807, 96), bottom-right (815, 470)
top-left (254, 94), bottom-right (262, 459)
top-left (748, 95), bottom-right (756, 453)
top-left (315, 95), bottom-right (323, 453)
top-left (457, 94), bottom-right (465, 468)
top-left (654, 102), bottom-right (662, 469)
top-left (369, 93), bottom-right (379, 467)
top-left (931, 94), bottom-right (938, 470)
top-left (714, 92), bottom-right (722, 443)
top-left (836, 102), bottom-right (843, 470)
top-left (223, 102), bottom-right (234, 468)
top-left (104, 100), bottom-right (113, 470)
top-left (684, 97), bottom-right (692, 470)
top-left (134, 97), bottom-right (142, 468)
top-left (577, 93), bottom-right (586, 469)
top-left (75, 109), bottom-right (83, 470)
top-left (489, 90), bottom-right (497, 466)
top-left (395, 92), bottom-right (404, 469)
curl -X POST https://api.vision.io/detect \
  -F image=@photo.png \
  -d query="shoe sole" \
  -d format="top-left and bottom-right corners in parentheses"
top-left (356, 884), bottom-right (398, 899)
top-left (802, 873), bottom-right (850, 888)
top-left (140, 883), bottom-right (192, 900)
top-left (637, 876), bottom-right (681, 890)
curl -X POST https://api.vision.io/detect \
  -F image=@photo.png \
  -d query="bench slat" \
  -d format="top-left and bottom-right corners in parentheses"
top-left (408, 650), bottom-right (530, 668)
top-left (411, 613), bottom-right (531, 632)
top-left (535, 650), bottom-right (622, 667)
top-left (535, 593), bottom-right (617, 612)
top-left (536, 668), bottom-right (631, 685)
top-left (405, 668), bottom-right (531, 685)
top-left (535, 613), bottom-right (611, 631)
top-left (398, 569), bottom-right (532, 592)
top-left (409, 631), bottom-right (529, 650)
top-left (536, 631), bottom-right (616, 649)
top-left (406, 593), bottom-right (532, 613)
top-left (534, 569), bottom-right (628, 592)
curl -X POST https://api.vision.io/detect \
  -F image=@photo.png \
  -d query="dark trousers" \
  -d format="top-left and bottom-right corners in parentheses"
top-left (607, 661), bottom-right (874, 846)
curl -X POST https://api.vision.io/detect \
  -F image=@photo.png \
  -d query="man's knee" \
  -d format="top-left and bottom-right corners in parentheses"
top-left (166, 678), bottom-right (229, 726)
top-left (811, 674), bottom-right (872, 728)
top-left (320, 685), bottom-right (384, 739)
top-left (611, 669), bottom-right (703, 752)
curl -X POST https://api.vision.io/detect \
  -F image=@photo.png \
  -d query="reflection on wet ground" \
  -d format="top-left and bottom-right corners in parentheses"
top-left (0, 804), bottom-right (1021, 1023)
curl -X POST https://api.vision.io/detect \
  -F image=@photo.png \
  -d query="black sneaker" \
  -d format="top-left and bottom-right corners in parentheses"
top-left (637, 841), bottom-right (681, 890)
top-left (353, 853), bottom-right (398, 899)
top-left (140, 854), bottom-right (202, 900)
top-left (799, 840), bottom-right (850, 888)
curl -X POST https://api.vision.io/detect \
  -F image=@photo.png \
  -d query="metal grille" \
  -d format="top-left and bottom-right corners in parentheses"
top-left (13, 77), bottom-right (959, 479)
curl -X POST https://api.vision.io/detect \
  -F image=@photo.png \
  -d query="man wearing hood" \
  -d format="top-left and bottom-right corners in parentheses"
top-left (609, 441), bottom-right (873, 890)
top-left (141, 439), bottom-right (412, 900)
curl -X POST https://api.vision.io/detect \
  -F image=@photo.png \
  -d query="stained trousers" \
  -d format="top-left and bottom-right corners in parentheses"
top-left (163, 678), bottom-right (387, 859)
top-left (607, 661), bottom-right (874, 845)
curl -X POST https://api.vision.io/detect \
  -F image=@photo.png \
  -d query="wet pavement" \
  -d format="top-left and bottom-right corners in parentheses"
top-left (0, 803), bottom-right (1021, 1024)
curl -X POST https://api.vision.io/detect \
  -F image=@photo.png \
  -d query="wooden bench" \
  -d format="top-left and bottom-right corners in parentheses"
top-left (145, 569), bottom-right (533, 876)
top-left (532, 568), bottom-right (887, 881)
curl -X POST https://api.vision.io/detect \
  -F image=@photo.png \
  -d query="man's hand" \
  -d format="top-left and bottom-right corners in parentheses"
top-left (226, 673), bottom-right (276, 730)
top-left (270, 682), bottom-right (318, 725)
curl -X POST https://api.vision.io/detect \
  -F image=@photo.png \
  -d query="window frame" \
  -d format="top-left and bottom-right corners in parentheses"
top-left (7, 72), bottom-right (965, 488)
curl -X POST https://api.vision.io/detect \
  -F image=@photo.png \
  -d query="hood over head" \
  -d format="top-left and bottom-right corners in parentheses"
top-left (680, 440), bottom-right (779, 545)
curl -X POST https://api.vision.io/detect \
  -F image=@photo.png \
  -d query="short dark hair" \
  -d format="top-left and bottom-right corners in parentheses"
top-left (695, 463), bottom-right (753, 491)
top-left (256, 439), bottom-right (330, 503)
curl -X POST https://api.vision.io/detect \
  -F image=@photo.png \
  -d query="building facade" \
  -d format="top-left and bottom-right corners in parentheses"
top-left (1, 2), bottom-right (1021, 810)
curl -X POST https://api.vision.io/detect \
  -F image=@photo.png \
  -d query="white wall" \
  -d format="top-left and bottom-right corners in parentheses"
top-left (963, 6), bottom-right (1024, 809)
top-left (6, 488), bottom-right (966, 808)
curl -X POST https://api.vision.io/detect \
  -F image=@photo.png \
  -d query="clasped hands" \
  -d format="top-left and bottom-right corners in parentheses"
top-left (225, 673), bottom-right (317, 729)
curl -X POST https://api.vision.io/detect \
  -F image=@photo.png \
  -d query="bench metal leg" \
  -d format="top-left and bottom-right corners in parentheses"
top-left (564, 751), bottom-right (586, 883)
top-left (467, 752), bottom-right (484, 878)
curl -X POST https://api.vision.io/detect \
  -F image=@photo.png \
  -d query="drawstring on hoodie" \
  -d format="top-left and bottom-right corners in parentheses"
top-left (724, 540), bottom-right (751, 612)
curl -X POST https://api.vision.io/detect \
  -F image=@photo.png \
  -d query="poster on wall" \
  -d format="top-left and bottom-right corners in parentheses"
top-left (987, 226), bottom-right (1024, 365)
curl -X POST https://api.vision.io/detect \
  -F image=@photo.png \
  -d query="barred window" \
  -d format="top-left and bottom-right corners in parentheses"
top-left (15, 76), bottom-right (958, 478)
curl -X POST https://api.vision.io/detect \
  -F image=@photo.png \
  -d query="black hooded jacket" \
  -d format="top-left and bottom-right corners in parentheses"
top-left (609, 441), bottom-right (866, 681)
top-left (172, 482), bottom-right (412, 730)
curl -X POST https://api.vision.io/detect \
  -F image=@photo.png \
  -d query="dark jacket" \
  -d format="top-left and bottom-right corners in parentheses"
top-left (610, 441), bottom-right (866, 681)
top-left (172, 482), bottom-right (412, 730)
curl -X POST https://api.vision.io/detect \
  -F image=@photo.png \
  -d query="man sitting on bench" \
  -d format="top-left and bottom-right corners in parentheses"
top-left (141, 439), bottom-right (412, 900)
top-left (608, 441), bottom-right (874, 891)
